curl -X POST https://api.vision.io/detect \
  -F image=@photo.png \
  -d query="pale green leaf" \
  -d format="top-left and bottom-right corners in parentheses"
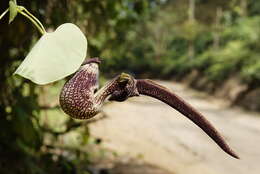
top-left (14, 23), bottom-right (88, 85)
top-left (9, 1), bottom-right (18, 24)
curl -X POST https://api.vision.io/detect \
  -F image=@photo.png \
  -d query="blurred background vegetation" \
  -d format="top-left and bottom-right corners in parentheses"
top-left (1, 0), bottom-right (260, 173)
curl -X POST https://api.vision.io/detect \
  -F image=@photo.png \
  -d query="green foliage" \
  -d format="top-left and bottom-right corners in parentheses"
top-left (102, 0), bottom-right (260, 89)
top-left (242, 54), bottom-right (260, 82)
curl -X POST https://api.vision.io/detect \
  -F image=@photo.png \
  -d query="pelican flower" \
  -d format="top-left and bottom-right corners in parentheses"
top-left (60, 58), bottom-right (239, 159)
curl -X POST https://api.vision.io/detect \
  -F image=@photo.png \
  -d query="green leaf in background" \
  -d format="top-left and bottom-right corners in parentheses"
top-left (14, 23), bottom-right (88, 85)
top-left (9, 0), bottom-right (18, 24)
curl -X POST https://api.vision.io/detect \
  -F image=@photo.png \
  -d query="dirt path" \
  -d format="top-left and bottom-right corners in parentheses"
top-left (89, 81), bottom-right (260, 174)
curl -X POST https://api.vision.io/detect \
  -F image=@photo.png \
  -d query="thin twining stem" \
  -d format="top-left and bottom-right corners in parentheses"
top-left (0, 9), bottom-right (9, 21)
top-left (18, 6), bottom-right (46, 34)
top-left (18, 10), bottom-right (45, 35)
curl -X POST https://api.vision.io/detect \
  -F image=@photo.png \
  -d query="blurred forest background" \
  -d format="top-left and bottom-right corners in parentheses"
top-left (1, 0), bottom-right (260, 173)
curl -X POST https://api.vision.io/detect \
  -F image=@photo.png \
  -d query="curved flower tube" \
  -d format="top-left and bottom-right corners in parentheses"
top-left (59, 58), bottom-right (239, 159)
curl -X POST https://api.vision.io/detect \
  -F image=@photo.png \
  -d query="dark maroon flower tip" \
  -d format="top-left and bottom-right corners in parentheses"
top-left (82, 57), bottom-right (101, 65)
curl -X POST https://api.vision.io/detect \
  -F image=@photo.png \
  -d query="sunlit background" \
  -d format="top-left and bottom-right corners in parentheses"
top-left (1, 0), bottom-right (260, 174)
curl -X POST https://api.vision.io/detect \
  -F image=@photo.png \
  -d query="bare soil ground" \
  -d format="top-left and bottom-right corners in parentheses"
top-left (89, 81), bottom-right (260, 174)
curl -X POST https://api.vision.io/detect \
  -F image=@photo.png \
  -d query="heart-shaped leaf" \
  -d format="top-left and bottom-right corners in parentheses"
top-left (14, 23), bottom-right (87, 85)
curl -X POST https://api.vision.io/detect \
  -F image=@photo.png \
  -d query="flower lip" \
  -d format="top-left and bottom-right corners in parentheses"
top-left (82, 57), bottom-right (101, 65)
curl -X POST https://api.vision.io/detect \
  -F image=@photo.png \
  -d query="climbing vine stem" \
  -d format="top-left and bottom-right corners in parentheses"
top-left (17, 7), bottom-right (46, 35)
top-left (0, 9), bottom-right (9, 21)
top-left (0, 1), bottom-right (46, 35)
top-left (18, 6), bottom-right (46, 34)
